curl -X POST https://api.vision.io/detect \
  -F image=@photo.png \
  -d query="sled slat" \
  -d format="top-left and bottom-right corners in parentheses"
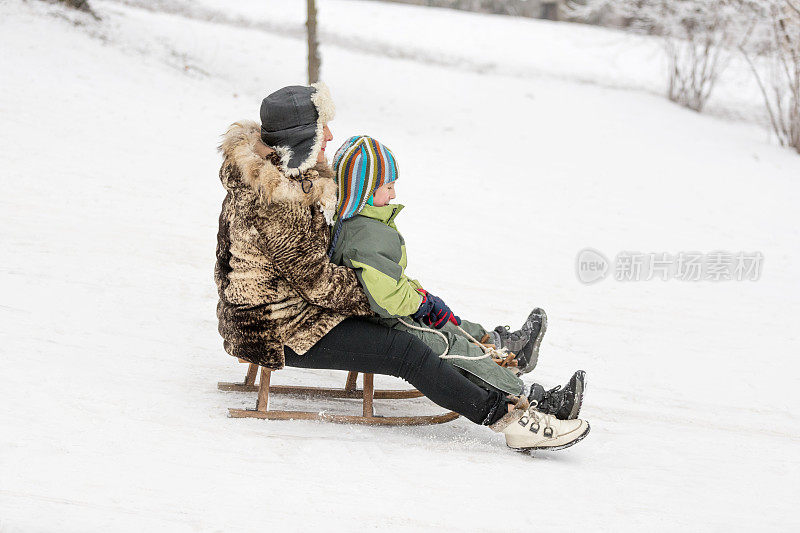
top-left (217, 382), bottom-right (424, 399)
top-left (256, 368), bottom-right (270, 412)
top-left (345, 371), bottom-right (358, 391)
top-left (228, 408), bottom-right (459, 426)
top-left (363, 373), bottom-right (374, 417)
top-left (245, 363), bottom-right (259, 386)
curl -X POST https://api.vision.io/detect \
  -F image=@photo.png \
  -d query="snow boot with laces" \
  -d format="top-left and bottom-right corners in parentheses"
top-left (528, 370), bottom-right (586, 420)
top-left (490, 308), bottom-right (547, 374)
top-left (516, 308), bottom-right (547, 373)
top-left (488, 326), bottom-right (530, 355)
top-left (489, 395), bottom-right (590, 451)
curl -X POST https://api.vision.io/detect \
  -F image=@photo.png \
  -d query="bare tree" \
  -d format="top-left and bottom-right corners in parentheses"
top-left (740, 0), bottom-right (800, 153)
top-left (307, 0), bottom-right (321, 84)
top-left (661, 1), bottom-right (752, 112)
top-left (569, 0), bottom-right (752, 112)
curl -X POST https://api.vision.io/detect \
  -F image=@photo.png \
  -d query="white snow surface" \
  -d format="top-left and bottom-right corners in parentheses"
top-left (1, 1), bottom-right (799, 531)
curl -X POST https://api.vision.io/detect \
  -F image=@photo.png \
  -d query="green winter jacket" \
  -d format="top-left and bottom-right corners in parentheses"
top-left (330, 204), bottom-right (423, 318)
top-left (330, 204), bottom-right (525, 396)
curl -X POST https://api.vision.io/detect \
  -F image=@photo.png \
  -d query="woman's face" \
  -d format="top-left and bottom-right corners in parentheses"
top-left (317, 124), bottom-right (333, 163)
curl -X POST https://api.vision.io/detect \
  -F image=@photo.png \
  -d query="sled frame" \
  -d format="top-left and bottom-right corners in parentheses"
top-left (219, 363), bottom-right (459, 426)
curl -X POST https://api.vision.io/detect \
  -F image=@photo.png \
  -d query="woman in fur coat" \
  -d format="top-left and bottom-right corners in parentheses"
top-left (214, 84), bottom-right (589, 451)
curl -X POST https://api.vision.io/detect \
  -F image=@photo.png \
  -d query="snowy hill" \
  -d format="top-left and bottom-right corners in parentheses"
top-left (1, 1), bottom-right (799, 531)
top-left (106, 0), bottom-right (773, 123)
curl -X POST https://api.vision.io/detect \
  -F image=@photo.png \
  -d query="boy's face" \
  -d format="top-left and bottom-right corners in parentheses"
top-left (372, 181), bottom-right (396, 207)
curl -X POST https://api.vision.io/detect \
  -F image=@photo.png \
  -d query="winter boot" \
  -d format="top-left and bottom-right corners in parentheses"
top-left (499, 406), bottom-right (590, 452)
top-left (528, 370), bottom-right (586, 420)
top-left (488, 308), bottom-right (548, 370)
top-left (513, 308), bottom-right (548, 374)
top-left (488, 327), bottom-right (530, 355)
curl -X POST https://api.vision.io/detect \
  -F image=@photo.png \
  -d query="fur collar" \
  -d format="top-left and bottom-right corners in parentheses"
top-left (219, 120), bottom-right (338, 224)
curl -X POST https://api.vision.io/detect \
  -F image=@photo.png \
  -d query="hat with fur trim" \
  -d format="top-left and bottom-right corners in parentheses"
top-left (259, 82), bottom-right (335, 176)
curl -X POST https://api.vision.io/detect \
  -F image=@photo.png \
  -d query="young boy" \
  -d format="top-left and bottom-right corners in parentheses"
top-left (328, 136), bottom-right (584, 417)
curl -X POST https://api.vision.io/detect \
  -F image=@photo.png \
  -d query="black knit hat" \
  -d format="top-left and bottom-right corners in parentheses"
top-left (259, 82), bottom-right (335, 176)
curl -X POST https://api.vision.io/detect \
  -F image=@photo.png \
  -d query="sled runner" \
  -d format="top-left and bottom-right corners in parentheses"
top-left (218, 362), bottom-right (460, 426)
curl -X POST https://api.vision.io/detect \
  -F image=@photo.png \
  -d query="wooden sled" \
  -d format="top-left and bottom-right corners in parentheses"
top-left (218, 361), bottom-right (460, 426)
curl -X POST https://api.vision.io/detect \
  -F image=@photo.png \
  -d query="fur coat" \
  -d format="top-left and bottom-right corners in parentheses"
top-left (215, 121), bottom-right (373, 369)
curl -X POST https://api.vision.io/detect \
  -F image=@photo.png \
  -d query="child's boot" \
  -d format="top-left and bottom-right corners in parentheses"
top-left (514, 308), bottom-right (548, 373)
top-left (527, 370), bottom-right (586, 420)
top-left (490, 308), bottom-right (547, 373)
top-left (487, 327), bottom-right (529, 354)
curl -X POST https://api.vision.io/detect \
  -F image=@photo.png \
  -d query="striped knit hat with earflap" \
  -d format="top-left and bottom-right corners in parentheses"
top-left (327, 135), bottom-right (399, 258)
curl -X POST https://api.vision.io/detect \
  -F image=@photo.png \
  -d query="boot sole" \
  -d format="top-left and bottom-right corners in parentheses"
top-left (510, 422), bottom-right (591, 453)
top-left (521, 309), bottom-right (548, 374)
top-left (568, 371), bottom-right (586, 420)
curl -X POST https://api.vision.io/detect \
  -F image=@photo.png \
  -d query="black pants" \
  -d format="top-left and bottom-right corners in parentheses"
top-left (284, 318), bottom-right (507, 425)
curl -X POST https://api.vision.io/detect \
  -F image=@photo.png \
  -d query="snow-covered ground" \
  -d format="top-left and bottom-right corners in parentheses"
top-left (1, 1), bottom-right (799, 531)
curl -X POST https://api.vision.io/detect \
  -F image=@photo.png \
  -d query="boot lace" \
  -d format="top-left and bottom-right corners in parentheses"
top-left (518, 401), bottom-right (556, 437)
top-left (540, 385), bottom-right (567, 415)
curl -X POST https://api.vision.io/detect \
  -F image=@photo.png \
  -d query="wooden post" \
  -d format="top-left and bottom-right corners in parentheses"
top-left (245, 363), bottom-right (259, 386)
top-left (306, 0), bottom-right (320, 84)
top-left (256, 368), bottom-right (271, 412)
top-left (541, 1), bottom-right (560, 21)
top-left (345, 371), bottom-right (358, 392)
top-left (362, 373), bottom-right (374, 417)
